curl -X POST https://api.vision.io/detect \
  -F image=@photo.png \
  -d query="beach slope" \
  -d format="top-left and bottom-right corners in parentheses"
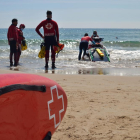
top-left (0, 70), bottom-right (140, 140)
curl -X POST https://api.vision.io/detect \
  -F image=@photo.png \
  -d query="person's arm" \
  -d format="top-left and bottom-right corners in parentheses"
top-left (20, 31), bottom-right (25, 40)
top-left (55, 22), bottom-right (59, 43)
top-left (18, 30), bottom-right (25, 40)
top-left (35, 22), bottom-right (44, 39)
top-left (7, 28), bottom-right (10, 45)
top-left (14, 27), bottom-right (18, 42)
top-left (89, 37), bottom-right (96, 44)
top-left (22, 35), bottom-right (25, 40)
top-left (15, 28), bottom-right (19, 48)
top-left (89, 37), bottom-right (93, 42)
top-left (91, 39), bottom-right (96, 45)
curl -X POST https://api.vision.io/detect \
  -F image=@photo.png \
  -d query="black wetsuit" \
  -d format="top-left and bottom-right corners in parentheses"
top-left (9, 40), bottom-right (17, 66)
top-left (78, 41), bottom-right (88, 60)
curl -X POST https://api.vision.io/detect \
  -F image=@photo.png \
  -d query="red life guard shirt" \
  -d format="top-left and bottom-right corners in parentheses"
top-left (35, 19), bottom-right (59, 41)
top-left (81, 36), bottom-right (92, 42)
top-left (7, 24), bottom-right (18, 42)
top-left (17, 28), bottom-right (24, 44)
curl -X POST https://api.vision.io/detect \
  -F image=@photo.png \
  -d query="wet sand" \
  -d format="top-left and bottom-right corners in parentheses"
top-left (3, 66), bottom-right (140, 76)
top-left (0, 69), bottom-right (140, 139)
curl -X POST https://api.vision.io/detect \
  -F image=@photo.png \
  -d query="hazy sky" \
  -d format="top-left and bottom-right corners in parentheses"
top-left (0, 0), bottom-right (140, 28)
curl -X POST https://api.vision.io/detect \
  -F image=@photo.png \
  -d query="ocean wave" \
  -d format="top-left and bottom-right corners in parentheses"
top-left (0, 40), bottom-right (8, 46)
top-left (0, 39), bottom-right (80, 51)
top-left (26, 39), bottom-right (80, 48)
top-left (103, 41), bottom-right (140, 47)
top-left (0, 39), bottom-right (140, 48)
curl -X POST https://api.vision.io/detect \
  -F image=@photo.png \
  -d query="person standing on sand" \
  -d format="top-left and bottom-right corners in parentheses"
top-left (7, 18), bottom-right (19, 67)
top-left (17, 24), bottom-right (25, 65)
top-left (35, 10), bottom-right (59, 69)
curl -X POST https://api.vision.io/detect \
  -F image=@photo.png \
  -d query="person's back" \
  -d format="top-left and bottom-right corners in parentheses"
top-left (36, 19), bottom-right (59, 41)
top-left (81, 36), bottom-right (92, 42)
top-left (7, 24), bottom-right (18, 43)
top-left (35, 10), bottom-right (59, 69)
top-left (78, 33), bottom-right (93, 60)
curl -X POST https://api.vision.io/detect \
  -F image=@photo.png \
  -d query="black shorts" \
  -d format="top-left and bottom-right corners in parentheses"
top-left (79, 41), bottom-right (88, 50)
top-left (44, 36), bottom-right (57, 50)
top-left (9, 40), bottom-right (17, 53)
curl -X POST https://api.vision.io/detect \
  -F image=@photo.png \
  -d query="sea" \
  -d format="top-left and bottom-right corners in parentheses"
top-left (0, 28), bottom-right (140, 75)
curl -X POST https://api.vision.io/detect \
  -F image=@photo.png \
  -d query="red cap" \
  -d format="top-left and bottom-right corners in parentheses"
top-left (19, 24), bottom-right (25, 29)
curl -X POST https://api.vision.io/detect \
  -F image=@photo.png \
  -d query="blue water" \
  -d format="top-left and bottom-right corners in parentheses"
top-left (1, 28), bottom-right (140, 41)
top-left (0, 28), bottom-right (140, 74)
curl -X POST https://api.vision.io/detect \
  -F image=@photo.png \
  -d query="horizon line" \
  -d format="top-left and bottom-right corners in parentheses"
top-left (0, 27), bottom-right (140, 29)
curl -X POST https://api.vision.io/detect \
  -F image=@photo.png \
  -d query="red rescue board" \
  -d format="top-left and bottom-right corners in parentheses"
top-left (0, 73), bottom-right (67, 140)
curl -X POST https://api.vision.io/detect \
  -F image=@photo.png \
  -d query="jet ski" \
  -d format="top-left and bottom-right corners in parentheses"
top-left (83, 37), bottom-right (110, 62)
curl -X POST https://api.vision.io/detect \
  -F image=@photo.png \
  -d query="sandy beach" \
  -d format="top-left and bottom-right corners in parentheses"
top-left (0, 69), bottom-right (140, 140)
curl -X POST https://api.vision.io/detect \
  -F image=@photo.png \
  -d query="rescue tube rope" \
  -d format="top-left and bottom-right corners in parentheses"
top-left (0, 84), bottom-right (46, 95)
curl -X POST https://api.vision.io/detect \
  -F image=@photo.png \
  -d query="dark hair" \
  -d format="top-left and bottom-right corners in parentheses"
top-left (93, 30), bottom-right (97, 34)
top-left (84, 33), bottom-right (88, 36)
top-left (12, 18), bottom-right (18, 23)
top-left (46, 10), bottom-right (52, 15)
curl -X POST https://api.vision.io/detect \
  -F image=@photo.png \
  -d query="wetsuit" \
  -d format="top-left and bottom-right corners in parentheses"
top-left (91, 34), bottom-right (99, 38)
top-left (7, 24), bottom-right (18, 66)
top-left (35, 18), bottom-right (59, 65)
top-left (17, 28), bottom-right (24, 64)
top-left (91, 34), bottom-right (100, 43)
top-left (78, 36), bottom-right (92, 60)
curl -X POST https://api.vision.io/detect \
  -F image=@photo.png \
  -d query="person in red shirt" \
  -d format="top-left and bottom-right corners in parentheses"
top-left (35, 10), bottom-right (59, 69)
top-left (78, 33), bottom-right (93, 60)
top-left (17, 24), bottom-right (25, 65)
top-left (7, 19), bottom-right (19, 66)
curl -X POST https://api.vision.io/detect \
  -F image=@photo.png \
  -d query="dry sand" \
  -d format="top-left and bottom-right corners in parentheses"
top-left (0, 69), bottom-right (140, 140)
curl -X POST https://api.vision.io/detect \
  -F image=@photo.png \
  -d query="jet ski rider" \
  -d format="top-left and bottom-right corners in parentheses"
top-left (91, 30), bottom-right (103, 47)
top-left (91, 30), bottom-right (99, 38)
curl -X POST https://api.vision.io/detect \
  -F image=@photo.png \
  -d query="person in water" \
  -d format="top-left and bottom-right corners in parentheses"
top-left (91, 30), bottom-right (99, 39)
top-left (35, 10), bottom-right (59, 69)
top-left (91, 30), bottom-right (102, 45)
top-left (7, 18), bottom-right (19, 67)
top-left (17, 24), bottom-right (25, 65)
top-left (78, 33), bottom-right (93, 60)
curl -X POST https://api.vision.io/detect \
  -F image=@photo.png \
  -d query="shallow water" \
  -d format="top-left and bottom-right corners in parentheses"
top-left (1, 28), bottom-right (140, 75)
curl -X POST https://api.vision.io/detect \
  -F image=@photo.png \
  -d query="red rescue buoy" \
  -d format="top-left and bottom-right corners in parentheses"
top-left (0, 73), bottom-right (67, 140)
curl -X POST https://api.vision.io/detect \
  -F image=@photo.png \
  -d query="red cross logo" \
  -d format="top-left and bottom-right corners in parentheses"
top-left (48, 85), bottom-right (64, 128)
top-left (45, 23), bottom-right (53, 29)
